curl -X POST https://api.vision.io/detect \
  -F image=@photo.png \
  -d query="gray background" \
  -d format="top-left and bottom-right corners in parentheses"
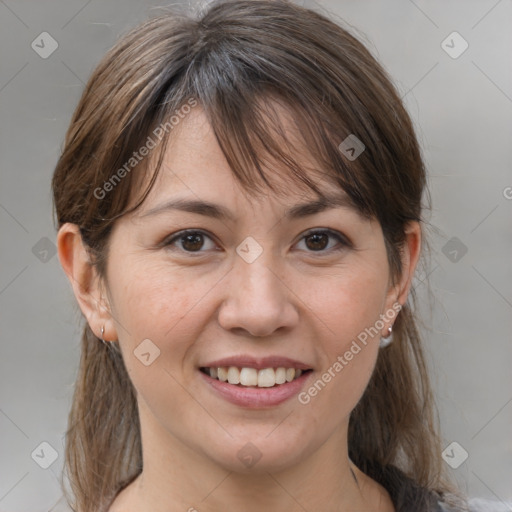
top-left (1, 0), bottom-right (511, 510)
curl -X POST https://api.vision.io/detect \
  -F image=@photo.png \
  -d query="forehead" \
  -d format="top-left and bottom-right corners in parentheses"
top-left (131, 103), bottom-right (348, 215)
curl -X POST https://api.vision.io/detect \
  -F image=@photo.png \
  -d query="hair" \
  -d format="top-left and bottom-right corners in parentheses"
top-left (51, 1), bottom-right (469, 511)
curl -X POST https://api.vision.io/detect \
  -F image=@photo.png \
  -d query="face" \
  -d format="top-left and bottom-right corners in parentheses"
top-left (98, 106), bottom-right (408, 474)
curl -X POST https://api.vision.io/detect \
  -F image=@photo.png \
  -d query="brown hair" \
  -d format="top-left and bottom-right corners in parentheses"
top-left (52, 1), bottom-right (468, 510)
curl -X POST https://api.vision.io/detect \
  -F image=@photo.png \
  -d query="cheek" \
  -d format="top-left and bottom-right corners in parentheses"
top-left (107, 261), bottom-right (212, 416)
top-left (107, 259), bottom-right (222, 373)
top-left (295, 264), bottom-right (389, 349)
top-left (292, 265), bottom-right (387, 408)
top-left (110, 259), bottom-right (207, 334)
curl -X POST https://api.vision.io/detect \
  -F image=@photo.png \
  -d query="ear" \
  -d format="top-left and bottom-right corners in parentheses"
top-left (381, 221), bottom-right (422, 334)
top-left (56, 223), bottom-right (117, 342)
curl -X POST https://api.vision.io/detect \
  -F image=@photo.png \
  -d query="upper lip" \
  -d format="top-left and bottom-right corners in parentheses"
top-left (200, 356), bottom-right (312, 371)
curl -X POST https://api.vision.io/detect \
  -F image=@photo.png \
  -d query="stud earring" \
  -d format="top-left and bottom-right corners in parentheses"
top-left (100, 325), bottom-right (109, 346)
top-left (379, 325), bottom-right (393, 348)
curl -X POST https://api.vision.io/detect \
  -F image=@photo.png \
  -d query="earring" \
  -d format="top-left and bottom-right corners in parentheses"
top-left (100, 325), bottom-right (109, 346)
top-left (379, 326), bottom-right (393, 348)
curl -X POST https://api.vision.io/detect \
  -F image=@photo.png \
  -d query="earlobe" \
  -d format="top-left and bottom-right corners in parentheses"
top-left (56, 223), bottom-right (116, 340)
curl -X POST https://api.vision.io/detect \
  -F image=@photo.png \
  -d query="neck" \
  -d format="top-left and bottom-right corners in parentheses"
top-left (109, 401), bottom-right (384, 512)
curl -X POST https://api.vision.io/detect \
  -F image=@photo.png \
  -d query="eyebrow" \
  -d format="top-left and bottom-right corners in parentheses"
top-left (139, 192), bottom-right (359, 222)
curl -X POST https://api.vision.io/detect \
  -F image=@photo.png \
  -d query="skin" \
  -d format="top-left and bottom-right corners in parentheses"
top-left (57, 106), bottom-right (421, 512)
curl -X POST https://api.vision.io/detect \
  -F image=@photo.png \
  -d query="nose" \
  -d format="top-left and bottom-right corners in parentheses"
top-left (217, 255), bottom-right (299, 338)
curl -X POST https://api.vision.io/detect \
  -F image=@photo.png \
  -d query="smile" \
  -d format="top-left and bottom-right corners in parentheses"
top-left (200, 366), bottom-right (313, 388)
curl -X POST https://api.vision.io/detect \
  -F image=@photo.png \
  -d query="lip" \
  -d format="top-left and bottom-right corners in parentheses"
top-left (200, 355), bottom-right (312, 371)
top-left (199, 368), bottom-right (313, 409)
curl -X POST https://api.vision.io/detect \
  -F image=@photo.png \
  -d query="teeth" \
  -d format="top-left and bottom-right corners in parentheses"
top-left (275, 367), bottom-right (286, 384)
top-left (217, 367), bottom-right (228, 382)
top-left (240, 367), bottom-right (258, 386)
top-left (204, 366), bottom-right (307, 387)
top-left (227, 366), bottom-right (240, 385)
top-left (258, 368), bottom-right (275, 387)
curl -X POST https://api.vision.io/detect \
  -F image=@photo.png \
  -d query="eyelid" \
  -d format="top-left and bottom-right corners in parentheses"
top-left (162, 229), bottom-right (219, 253)
top-left (162, 227), bottom-right (352, 254)
top-left (299, 227), bottom-right (352, 248)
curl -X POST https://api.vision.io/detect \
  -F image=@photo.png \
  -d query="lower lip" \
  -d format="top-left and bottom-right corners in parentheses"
top-left (199, 370), bottom-right (312, 408)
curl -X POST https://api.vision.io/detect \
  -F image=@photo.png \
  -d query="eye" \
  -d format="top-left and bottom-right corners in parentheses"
top-left (162, 228), bottom-right (350, 255)
top-left (163, 229), bottom-right (217, 254)
top-left (295, 229), bottom-right (350, 253)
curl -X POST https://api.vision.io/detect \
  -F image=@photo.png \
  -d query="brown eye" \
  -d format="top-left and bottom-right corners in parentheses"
top-left (181, 232), bottom-right (204, 251)
top-left (164, 230), bottom-right (216, 253)
top-left (163, 228), bottom-right (350, 256)
top-left (297, 229), bottom-right (349, 253)
top-left (304, 232), bottom-right (329, 251)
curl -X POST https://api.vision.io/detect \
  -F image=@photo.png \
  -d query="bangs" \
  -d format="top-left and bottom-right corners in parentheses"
top-left (115, 4), bottom-right (391, 222)
top-left (129, 65), bottom-right (377, 223)
top-left (207, 90), bottom-right (372, 216)
top-left (71, 0), bottom-right (423, 281)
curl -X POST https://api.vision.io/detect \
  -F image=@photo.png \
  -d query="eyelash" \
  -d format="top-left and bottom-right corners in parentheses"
top-left (162, 228), bottom-right (351, 256)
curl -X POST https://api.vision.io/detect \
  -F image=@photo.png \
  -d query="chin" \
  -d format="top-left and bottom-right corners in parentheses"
top-left (202, 431), bottom-right (314, 475)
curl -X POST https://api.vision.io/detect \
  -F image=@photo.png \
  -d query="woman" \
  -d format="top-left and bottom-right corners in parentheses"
top-left (52, 1), bottom-right (471, 511)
